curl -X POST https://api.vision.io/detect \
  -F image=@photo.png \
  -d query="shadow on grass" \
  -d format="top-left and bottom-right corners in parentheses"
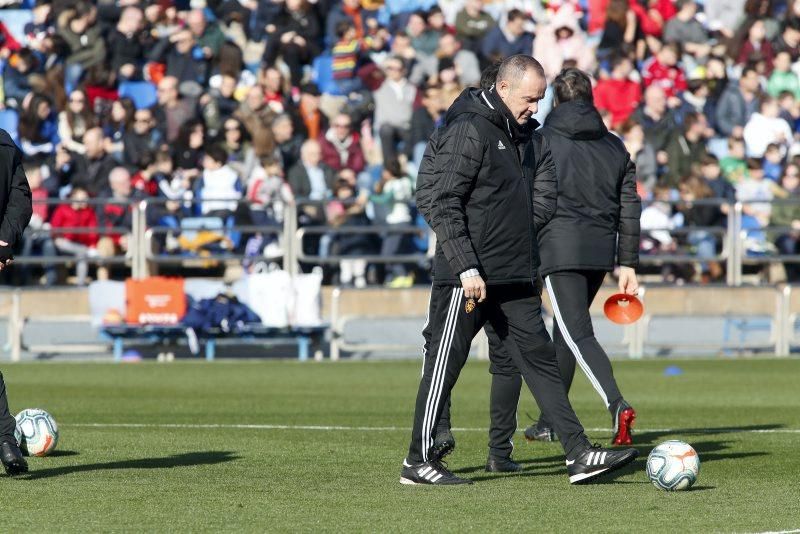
top-left (455, 424), bottom-right (775, 484)
top-left (19, 451), bottom-right (239, 480)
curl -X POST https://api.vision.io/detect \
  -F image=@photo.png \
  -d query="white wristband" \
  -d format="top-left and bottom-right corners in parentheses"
top-left (460, 268), bottom-right (480, 280)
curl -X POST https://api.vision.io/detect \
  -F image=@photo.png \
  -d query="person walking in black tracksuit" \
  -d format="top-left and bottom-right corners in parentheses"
top-left (524, 68), bottom-right (642, 446)
top-left (401, 56), bottom-right (637, 486)
top-left (415, 62), bottom-right (529, 473)
top-left (0, 128), bottom-right (33, 476)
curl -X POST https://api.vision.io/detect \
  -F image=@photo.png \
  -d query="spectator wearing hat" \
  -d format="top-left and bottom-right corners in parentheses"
top-left (534, 6), bottom-right (596, 82)
top-left (480, 9), bottom-right (534, 64)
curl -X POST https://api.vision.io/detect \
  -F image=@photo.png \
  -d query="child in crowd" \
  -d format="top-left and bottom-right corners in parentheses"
top-left (327, 178), bottom-right (372, 288)
top-left (197, 144), bottom-right (242, 218)
top-left (762, 143), bottom-right (784, 182)
top-left (371, 158), bottom-right (414, 287)
top-left (719, 137), bottom-right (748, 185)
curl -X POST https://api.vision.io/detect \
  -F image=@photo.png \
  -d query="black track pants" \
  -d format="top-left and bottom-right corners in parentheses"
top-left (0, 372), bottom-right (17, 441)
top-left (433, 322), bottom-right (522, 460)
top-left (538, 271), bottom-right (624, 429)
top-left (406, 283), bottom-right (590, 463)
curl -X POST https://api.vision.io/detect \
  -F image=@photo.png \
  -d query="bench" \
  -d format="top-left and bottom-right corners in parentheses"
top-left (100, 323), bottom-right (328, 362)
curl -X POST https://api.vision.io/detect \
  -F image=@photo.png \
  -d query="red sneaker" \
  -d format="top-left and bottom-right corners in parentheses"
top-left (611, 401), bottom-right (636, 445)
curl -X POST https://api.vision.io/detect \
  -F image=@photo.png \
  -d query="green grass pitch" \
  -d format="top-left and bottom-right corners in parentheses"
top-left (2, 358), bottom-right (800, 532)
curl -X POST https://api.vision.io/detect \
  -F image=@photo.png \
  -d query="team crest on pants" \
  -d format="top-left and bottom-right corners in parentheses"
top-left (465, 298), bottom-right (476, 314)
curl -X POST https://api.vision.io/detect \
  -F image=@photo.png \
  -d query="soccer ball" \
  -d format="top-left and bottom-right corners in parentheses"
top-left (14, 408), bottom-right (59, 457)
top-left (646, 440), bottom-right (700, 491)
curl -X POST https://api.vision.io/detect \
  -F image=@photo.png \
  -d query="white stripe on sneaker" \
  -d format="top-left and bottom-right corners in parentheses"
top-left (430, 473), bottom-right (443, 483)
top-left (600, 452), bottom-right (607, 465)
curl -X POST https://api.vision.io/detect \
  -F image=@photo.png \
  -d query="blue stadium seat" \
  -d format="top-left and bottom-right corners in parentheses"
top-left (0, 109), bottom-right (20, 146)
top-left (118, 81), bottom-right (158, 109)
top-left (311, 55), bottom-right (342, 96)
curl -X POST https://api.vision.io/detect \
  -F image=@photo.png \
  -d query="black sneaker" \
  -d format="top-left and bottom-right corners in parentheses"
top-left (524, 420), bottom-right (556, 442)
top-left (430, 429), bottom-right (455, 461)
top-left (611, 400), bottom-right (636, 445)
top-left (567, 444), bottom-right (638, 484)
top-left (1, 440), bottom-right (29, 476)
top-left (400, 459), bottom-right (473, 485)
top-left (485, 456), bottom-right (522, 473)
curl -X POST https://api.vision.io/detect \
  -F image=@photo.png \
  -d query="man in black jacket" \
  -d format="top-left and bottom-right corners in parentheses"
top-left (416, 62), bottom-right (528, 473)
top-left (0, 129), bottom-right (33, 476)
top-left (401, 56), bottom-right (637, 486)
top-left (524, 68), bottom-right (642, 446)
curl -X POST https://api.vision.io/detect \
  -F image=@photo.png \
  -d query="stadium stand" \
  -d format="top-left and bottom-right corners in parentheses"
top-left (0, 0), bottom-right (798, 290)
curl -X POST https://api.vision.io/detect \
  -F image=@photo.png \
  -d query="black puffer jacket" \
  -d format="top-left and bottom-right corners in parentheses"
top-left (0, 129), bottom-right (33, 249)
top-left (537, 101), bottom-right (640, 276)
top-left (421, 87), bottom-right (557, 286)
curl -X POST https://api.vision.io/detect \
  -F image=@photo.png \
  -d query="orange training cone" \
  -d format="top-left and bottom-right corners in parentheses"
top-left (603, 294), bottom-right (644, 325)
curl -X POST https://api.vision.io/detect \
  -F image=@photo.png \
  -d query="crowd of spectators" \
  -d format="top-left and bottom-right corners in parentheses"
top-left (1, 0), bottom-right (800, 286)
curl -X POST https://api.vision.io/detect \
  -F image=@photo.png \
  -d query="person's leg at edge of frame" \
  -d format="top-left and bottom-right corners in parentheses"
top-left (0, 371), bottom-right (29, 475)
top-left (403, 285), bottom-right (484, 484)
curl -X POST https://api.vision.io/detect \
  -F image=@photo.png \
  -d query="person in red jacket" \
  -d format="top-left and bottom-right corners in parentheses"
top-left (594, 56), bottom-right (643, 127)
top-left (642, 43), bottom-right (687, 100)
top-left (50, 187), bottom-right (99, 285)
top-left (318, 113), bottom-right (366, 175)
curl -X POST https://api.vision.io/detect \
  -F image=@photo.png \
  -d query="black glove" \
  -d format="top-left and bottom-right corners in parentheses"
top-left (0, 246), bottom-right (14, 263)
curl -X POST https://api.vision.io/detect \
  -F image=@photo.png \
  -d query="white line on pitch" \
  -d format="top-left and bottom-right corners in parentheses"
top-left (64, 423), bottom-right (800, 434)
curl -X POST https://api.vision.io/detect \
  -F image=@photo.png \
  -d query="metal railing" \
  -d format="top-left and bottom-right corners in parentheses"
top-left (8, 197), bottom-right (800, 287)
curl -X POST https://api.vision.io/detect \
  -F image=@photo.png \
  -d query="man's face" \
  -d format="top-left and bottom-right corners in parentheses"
top-left (302, 143), bottom-right (321, 166)
top-left (158, 79), bottom-right (178, 105)
top-left (110, 172), bottom-right (132, 197)
top-left (775, 52), bottom-right (791, 72)
top-left (496, 70), bottom-right (546, 125)
top-left (384, 60), bottom-right (405, 82)
top-left (331, 116), bottom-right (352, 141)
top-left (133, 110), bottom-right (153, 134)
top-left (84, 129), bottom-right (104, 158)
top-left (742, 71), bottom-right (761, 92)
top-left (438, 34), bottom-right (458, 57)
top-left (507, 17), bottom-right (524, 36)
top-left (645, 87), bottom-right (666, 113)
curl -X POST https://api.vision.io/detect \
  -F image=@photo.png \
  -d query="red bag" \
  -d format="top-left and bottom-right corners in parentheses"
top-left (125, 277), bottom-right (186, 325)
